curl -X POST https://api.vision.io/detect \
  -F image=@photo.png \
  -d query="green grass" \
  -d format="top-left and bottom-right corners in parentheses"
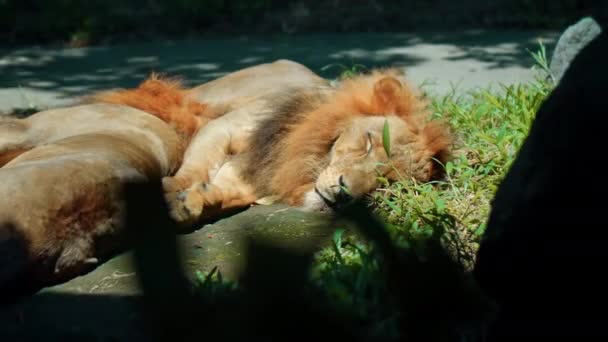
top-left (372, 76), bottom-right (552, 265)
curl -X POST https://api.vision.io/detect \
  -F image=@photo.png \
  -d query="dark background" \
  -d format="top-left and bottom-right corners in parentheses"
top-left (1, 0), bottom-right (606, 47)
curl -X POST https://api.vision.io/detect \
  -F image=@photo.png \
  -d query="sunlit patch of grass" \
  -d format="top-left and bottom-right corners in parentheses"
top-left (370, 77), bottom-right (552, 270)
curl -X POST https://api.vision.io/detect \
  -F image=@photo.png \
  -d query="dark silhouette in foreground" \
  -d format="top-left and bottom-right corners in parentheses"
top-left (474, 29), bottom-right (608, 339)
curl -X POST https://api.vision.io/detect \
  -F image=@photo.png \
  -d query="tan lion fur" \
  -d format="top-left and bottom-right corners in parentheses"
top-left (0, 103), bottom-right (184, 296)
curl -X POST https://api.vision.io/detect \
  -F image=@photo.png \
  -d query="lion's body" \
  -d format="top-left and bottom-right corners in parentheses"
top-left (187, 59), bottom-right (329, 107)
top-left (0, 103), bottom-right (184, 296)
top-left (0, 102), bottom-right (186, 166)
top-left (161, 63), bottom-right (453, 225)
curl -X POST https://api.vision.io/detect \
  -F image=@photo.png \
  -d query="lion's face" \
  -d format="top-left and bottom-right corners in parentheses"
top-left (303, 115), bottom-right (444, 211)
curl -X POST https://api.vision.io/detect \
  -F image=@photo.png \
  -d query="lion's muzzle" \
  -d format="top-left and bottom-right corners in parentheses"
top-left (314, 174), bottom-right (355, 210)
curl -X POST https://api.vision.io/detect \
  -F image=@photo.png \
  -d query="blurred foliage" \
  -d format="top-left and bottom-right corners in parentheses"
top-left (0, 0), bottom-right (605, 46)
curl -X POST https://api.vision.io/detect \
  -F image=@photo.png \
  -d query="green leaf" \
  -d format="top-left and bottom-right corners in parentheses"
top-left (332, 229), bottom-right (346, 265)
top-left (204, 266), bottom-right (218, 286)
top-left (195, 270), bottom-right (206, 284)
top-left (339, 185), bottom-right (352, 196)
top-left (435, 198), bottom-right (446, 212)
top-left (333, 228), bottom-right (345, 249)
top-left (376, 176), bottom-right (389, 186)
top-left (474, 223), bottom-right (487, 236)
top-left (381, 197), bottom-right (402, 215)
top-left (423, 227), bottom-right (433, 238)
top-left (445, 161), bottom-right (454, 175)
top-left (382, 118), bottom-right (391, 158)
top-left (395, 237), bottom-right (411, 250)
top-left (411, 221), bottom-right (419, 232)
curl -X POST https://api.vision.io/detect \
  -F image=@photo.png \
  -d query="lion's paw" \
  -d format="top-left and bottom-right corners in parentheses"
top-left (164, 184), bottom-right (206, 226)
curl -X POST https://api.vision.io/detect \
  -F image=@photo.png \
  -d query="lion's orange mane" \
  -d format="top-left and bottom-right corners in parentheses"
top-left (87, 73), bottom-right (220, 139)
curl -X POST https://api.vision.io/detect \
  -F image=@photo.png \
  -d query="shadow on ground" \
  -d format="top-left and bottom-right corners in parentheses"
top-left (0, 30), bottom-right (558, 111)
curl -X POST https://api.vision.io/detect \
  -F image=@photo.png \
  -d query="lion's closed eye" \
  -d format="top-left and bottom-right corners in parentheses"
top-left (364, 131), bottom-right (373, 156)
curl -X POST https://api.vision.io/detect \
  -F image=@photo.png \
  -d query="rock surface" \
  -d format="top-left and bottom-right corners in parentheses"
top-left (549, 16), bottom-right (602, 83)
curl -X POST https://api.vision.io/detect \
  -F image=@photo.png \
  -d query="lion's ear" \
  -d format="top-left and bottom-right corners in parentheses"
top-left (372, 77), bottom-right (403, 109)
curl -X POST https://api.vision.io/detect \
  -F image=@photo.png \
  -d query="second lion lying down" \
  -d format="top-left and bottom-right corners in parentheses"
top-left (147, 66), bottom-right (454, 226)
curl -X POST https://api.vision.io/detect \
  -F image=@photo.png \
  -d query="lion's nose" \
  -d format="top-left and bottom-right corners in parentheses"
top-left (335, 175), bottom-right (353, 205)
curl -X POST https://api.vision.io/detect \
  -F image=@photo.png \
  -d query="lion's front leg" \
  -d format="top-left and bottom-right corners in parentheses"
top-left (166, 158), bottom-right (258, 225)
top-left (162, 114), bottom-right (252, 193)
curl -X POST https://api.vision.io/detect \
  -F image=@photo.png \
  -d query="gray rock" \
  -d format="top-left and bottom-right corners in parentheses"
top-left (550, 16), bottom-right (602, 83)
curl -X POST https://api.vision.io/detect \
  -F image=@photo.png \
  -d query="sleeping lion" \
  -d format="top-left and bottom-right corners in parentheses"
top-left (97, 61), bottom-right (454, 226)
top-left (0, 103), bottom-right (185, 296)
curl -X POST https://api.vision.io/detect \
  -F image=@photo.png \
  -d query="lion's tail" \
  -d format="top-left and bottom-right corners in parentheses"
top-left (87, 73), bottom-right (217, 138)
